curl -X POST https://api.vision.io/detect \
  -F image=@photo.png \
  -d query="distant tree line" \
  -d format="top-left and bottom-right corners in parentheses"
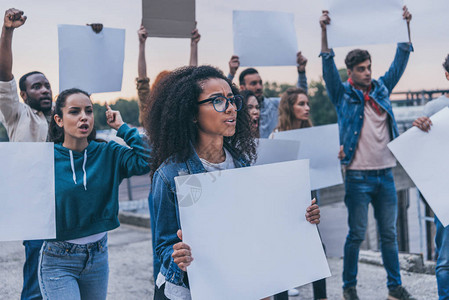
top-left (0, 69), bottom-right (348, 140)
top-left (93, 99), bottom-right (140, 130)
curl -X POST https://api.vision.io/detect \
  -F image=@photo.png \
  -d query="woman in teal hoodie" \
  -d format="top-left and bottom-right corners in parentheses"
top-left (38, 88), bottom-right (150, 299)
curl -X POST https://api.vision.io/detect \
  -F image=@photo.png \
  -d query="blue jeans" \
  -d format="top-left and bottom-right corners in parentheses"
top-left (22, 240), bottom-right (44, 300)
top-left (38, 234), bottom-right (109, 300)
top-left (435, 216), bottom-right (449, 299)
top-left (343, 169), bottom-right (401, 289)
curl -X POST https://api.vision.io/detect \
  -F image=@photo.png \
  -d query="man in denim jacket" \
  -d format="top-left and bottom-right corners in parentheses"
top-left (319, 7), bottom-right (415, 300)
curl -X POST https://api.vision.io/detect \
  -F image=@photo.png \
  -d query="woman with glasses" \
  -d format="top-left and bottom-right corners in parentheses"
top-left (144, 65), bottom-right (321, 300)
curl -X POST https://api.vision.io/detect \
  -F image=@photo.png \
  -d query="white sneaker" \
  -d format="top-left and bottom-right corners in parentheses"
top-left (288, 289), bottom-right (299, 297)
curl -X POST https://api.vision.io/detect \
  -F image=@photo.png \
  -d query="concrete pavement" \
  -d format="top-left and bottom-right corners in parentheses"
top-left (0, 223), bottom-right (438, 299)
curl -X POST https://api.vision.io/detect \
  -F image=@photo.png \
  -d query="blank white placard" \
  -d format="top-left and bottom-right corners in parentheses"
top-left (0, 143), bottom-right (55, 241)
top-left (58, 24), bottom-right (125, 93)
top-left (272, 124), bottom-right (343, 190)
top-left (254, 138), bottom-right (300, 166)
top-left (388, 107), bottom-right (449, 226)
top-left (326, 0), bottom-right (409, 48)
top-left (175, 160), bottom-right (330, 300)
top-left (233, 10), bottom-right (298, 67)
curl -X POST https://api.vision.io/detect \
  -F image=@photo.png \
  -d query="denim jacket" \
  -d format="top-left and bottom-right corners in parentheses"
top-left (151, 144), bottom-right (249, 287)
top-left (320, 43), bottom-right (413, 165)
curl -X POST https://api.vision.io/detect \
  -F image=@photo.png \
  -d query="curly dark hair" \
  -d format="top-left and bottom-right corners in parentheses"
top-left (345, 49), bottom-right (371, 70)
top-left (443, 54), bottom-right (449, 73)
top-left (144, 65), bottom-right (257, 175)
top-left (48, 88), bottom-right (97, 143)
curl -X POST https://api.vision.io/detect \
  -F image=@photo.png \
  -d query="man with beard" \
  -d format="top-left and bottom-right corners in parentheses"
top-left (0, 8), bottom-right (53, 300)
top-left (227, 52), bottom-right (308, 138)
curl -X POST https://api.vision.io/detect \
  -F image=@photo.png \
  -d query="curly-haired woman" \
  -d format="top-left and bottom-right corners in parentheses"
top-left (239, 90), bottom-right (260, 138)
top-left (144, 65), bottom-right (321, 299)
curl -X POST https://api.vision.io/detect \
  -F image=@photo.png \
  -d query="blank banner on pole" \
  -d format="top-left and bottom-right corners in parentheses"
top-left (142, 0), bottom-right (195, 38)
top-left (175, 160), bottom-right (331, 300)
top-left (0, 143), bottom-right (56, 241)
top-left (388, 107), bottom-right (449, 227)
top-left (325, 0), bottom-right (409, 48)
top-left (233, 10), bottom-right (298, 67)
top-left (58, 24), bottom-right (125, 94)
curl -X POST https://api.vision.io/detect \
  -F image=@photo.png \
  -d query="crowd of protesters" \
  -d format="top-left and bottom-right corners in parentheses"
top-left (1, 5), bottom-right (448, 300)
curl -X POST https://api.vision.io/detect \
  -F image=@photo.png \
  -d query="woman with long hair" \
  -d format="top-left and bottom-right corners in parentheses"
top-left (144, 65), bottom-right (320, 299)
top-left (38, 88), bottom-right (150, 299)
top-left (273, 87), bottom-right (328, 300)
top-left (275, 87), bottom-right (312, 132)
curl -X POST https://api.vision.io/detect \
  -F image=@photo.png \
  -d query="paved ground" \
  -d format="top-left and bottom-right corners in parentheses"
top-left (0, 224), bottom-right (438, 299)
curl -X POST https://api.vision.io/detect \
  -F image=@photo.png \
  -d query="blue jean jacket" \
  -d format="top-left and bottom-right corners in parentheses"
top-left (150, 144), bottom-right (249, 287)
top-left (320, 43), bottom-right (413, 165)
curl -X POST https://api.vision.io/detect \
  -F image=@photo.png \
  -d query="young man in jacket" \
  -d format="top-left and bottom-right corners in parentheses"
top-left (319, 6), bottom-right (415, 300)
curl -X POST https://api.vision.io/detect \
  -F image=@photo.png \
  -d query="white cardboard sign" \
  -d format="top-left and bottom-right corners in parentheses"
top-left (0, 143), bottom-right (56, 241)
top-left (58, 24), bottom-right (125, 93)
top-left (388, 107), bottom-right (449, 226)
top-left (175, 160), bottom-right (331, 300)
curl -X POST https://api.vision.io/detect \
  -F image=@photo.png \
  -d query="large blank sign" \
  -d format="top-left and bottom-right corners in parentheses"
top-left (142, 0), bottom-right (196, 38)
top-left (388, 107), bottom-right (449, 227)
top-left (233, 10), bottom-right (298, 67)
top-left (58, 24), bottom-right (125, 93)
top-left (0, 143), bottom-right (56, 241)
top-left (175, 160), bottom-right (331, 300)
top-left (272, 124), bottom-right (343, 190)
top-left (326, 0), bottom-right (409, 48)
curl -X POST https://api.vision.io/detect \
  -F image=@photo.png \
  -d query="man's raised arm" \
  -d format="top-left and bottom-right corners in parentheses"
top-left (0, 8), bottom-right (26, 82)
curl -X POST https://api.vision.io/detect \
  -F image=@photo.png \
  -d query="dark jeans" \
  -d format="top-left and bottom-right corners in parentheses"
top-left (343, 168), bottom-right (401, 289)
top-left (435, 216), bottom-right (449, 299)
top-left (21, 240), bottom-right (44, 300)
top-left (154, 284), bottom-right (169, 300)
top-left (273, 278), bottom-right (327, 299)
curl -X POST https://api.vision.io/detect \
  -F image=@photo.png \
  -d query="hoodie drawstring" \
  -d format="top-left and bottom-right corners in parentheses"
top-left (82, 149), bottom-right (87, 190)
top-left (69, 149), bottom-right (88, 191)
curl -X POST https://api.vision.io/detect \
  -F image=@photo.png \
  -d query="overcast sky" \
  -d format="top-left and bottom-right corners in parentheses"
top-left (2, 0), bottom-right (449, 103)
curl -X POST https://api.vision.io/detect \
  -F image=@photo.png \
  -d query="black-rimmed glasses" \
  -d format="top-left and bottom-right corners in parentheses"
top-left (198, 95), bottom-right (243, 112)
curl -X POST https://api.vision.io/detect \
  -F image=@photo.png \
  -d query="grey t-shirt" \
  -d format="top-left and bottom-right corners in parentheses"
top-left (423, 94), bottom-right (449, 117)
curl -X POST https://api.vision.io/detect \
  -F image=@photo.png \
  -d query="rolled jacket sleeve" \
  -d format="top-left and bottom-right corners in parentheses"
top-left (136, 77), bottom-right (150, 124)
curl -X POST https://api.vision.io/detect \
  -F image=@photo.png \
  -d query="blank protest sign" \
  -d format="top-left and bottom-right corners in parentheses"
top-left (175, 160), bottom-right (330, 300)
top-left (233, 10), bottom-right (298, 67)
top-left (325, 0), bottom-right (409, 48)
top-left (388, 107), bottom-right (449, 227)
top-left (58, 24), bottom-right (125, 93)
top-left (254, 138), bottom-right (301, 166)
top-left (0, 143), bottom-right (55, 241)
top-left (142, 0), bottom-right (196, 38)
top-left (272, 124), bottom-right (343, 190)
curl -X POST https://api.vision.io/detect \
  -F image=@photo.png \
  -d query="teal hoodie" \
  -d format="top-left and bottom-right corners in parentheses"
top-left (53, 124), bottom-right (150, 240)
